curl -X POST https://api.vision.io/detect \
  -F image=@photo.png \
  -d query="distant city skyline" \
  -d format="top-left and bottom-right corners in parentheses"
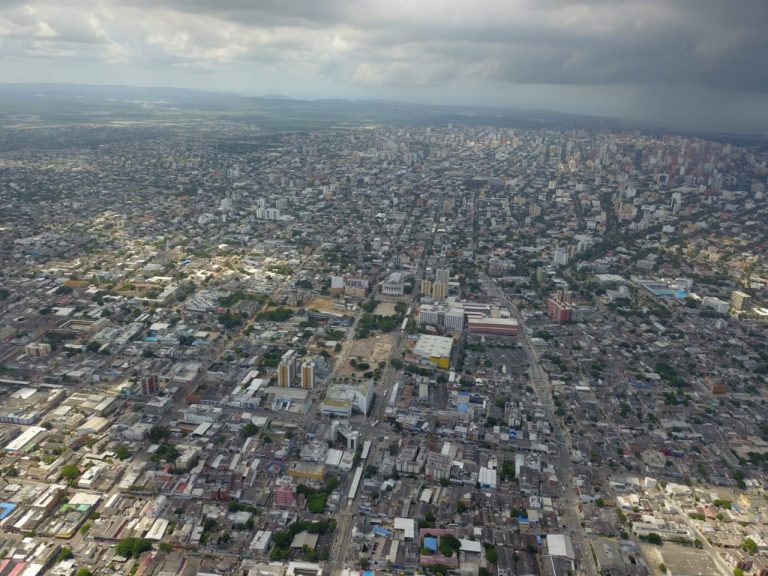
top-left (1, 0), bottom-right (768, 132)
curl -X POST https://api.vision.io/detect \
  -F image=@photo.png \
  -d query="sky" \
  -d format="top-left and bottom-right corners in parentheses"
top-left (2, 0), bottom-right (768, 131)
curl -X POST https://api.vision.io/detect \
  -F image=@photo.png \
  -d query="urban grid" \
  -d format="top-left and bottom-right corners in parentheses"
top-left (0, 119), bottom-right (767, 576)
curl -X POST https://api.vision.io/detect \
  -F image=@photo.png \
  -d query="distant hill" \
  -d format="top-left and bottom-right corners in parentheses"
top-left (0, 82), bottom-right (765, 143)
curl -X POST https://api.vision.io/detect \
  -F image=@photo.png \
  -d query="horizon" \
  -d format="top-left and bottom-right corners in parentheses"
top-left (3, 81), bottom-right (768, 139)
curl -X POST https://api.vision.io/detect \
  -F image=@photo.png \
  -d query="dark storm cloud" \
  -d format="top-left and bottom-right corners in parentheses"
top-left (114, 0), bottom-right (768, 93)
top-left (1, 0), bottom-right (767, 130)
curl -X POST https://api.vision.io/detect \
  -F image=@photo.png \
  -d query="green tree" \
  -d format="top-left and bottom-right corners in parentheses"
top-left (60, 464), bottom-right (80, 484)
top-left (116, 445), bottom-right (132, 460)
top-left (644, 533), bottom-right (663, 545)
top-left (741, 538), bottom-right (757, 554)
top-left (76, 569), bottom-right (92, 576)
top-left (116, 537), bottom-right (153, 559)
top-left (148, 425), bottom-right (171, 443)
top-left (485, 545), bottom-right (498, 564)
top-left (438, 534), bottom-right (461, 558)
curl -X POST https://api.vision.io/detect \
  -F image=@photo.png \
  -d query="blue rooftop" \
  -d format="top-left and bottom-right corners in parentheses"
top-left (423, 536), bottom-right (438, 552)
top-left (0, 502), bottom-right (16, 520)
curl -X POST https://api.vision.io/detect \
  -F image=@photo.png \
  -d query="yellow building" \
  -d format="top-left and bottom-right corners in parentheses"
top-left (287, 462), bottom-right (325, 481)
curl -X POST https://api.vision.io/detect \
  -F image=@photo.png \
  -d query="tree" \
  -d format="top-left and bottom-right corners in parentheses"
top-left (76, 569), bottom-right (92, 576)
top-left (148, 425), bottom-right (171, 443)
top-left (741, 538), bottom-right (757, 555)
top-left (644, 533), bottom-right (663, 545)
top-left (438, 534), bottom-right (461, 558)
top-left (116, 445), bottom-right (132, 460)
top-left (60, 464), bottom-right (80, 484)
top-left (57, 548), bottom-right (73, 562)
top-left (116, 537), bottom-right (153, 559)
top-left (485, 545), bottom-right (498, 564)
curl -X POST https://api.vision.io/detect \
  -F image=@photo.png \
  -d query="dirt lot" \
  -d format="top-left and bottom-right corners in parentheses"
top-left (373, 302), bottom-right (397, 316)
top-left (308, 296), bottom-right (347, 314)
top-left (337, 334), bottom-right (394, 377)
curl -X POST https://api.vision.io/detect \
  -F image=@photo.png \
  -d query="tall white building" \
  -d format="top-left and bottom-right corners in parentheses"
top-left (553, 247), bottom-right (569, 267)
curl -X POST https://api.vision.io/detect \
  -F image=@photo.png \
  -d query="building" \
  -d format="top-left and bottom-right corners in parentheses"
top-left (141, 375), bottom-right (159, 396)
top-left (275, 482), bottom-right (296, 508)
top-left (321, 380), bottom-right (374, 417)
top-left (300, 361), bottom-right (315, 390)
top-left (412, 334), bottom-right (454, 369)
top-left (419, 304), bottom-right (464, 331)
top-left (381, 272), bottom-right (405, 296)
top-left (4, 426), bottom-right (48, 454)
top-left (553, 247), bottom-right (569, 267)
top-left (425, 452), bottom-right (452, 480)
top-left (547, 290), bottom-right (576, 323)
top-left (287, 462), bottom-right (325, 481)
top-left (431, 281), bottom-right (447, 302)
top-left (24, 342), bottom-right (51, 358)
top-left (466, 317), bottom-right (520, 336)
top-left (731, 290), bottom-right (752, 312)
top-left (278, 350), bottom-right (296, 388)
top-left (702, 296), bottom-right (730, 314)
top-left (435, 268), bottom-right (450, 284)
top-left (420, 279), bottom-right (432, 296)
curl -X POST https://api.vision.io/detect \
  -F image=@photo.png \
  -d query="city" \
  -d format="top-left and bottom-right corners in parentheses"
top-left (0, 118), bottom-right (766, 576)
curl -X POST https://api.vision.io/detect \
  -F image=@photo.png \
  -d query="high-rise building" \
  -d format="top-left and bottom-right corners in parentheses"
top-left (547, 290), bottom-right (574, 323)
top-left (730, 290), bottom-right (752, 312)
top-left (435, 268), bottom-right (450, 284)
top-left (141, 375), bottom-right (159, 396)
top-left (431, 281), bottom-right (448, 302)
top-left (278, 350), bottom-right (295, 387)
top-left (420, 279), bottom-right (432, 296)
top-left (553, 247), bottom-right (569, 267)
top-left (301, 361), bottom-right (315, 390)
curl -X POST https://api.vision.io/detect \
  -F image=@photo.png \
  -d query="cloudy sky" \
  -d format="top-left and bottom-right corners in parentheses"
top-left (2, 0), bottom-right (768, 131)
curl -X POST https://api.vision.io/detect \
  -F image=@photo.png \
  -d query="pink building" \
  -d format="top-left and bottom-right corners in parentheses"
top-left (275, 483), bottom-right (295, 508)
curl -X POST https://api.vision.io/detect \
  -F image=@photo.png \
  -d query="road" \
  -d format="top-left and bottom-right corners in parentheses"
top-left (482, 272), bottom-right (598, 576)
top-left (326, 188), bottom-right (441, 573)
